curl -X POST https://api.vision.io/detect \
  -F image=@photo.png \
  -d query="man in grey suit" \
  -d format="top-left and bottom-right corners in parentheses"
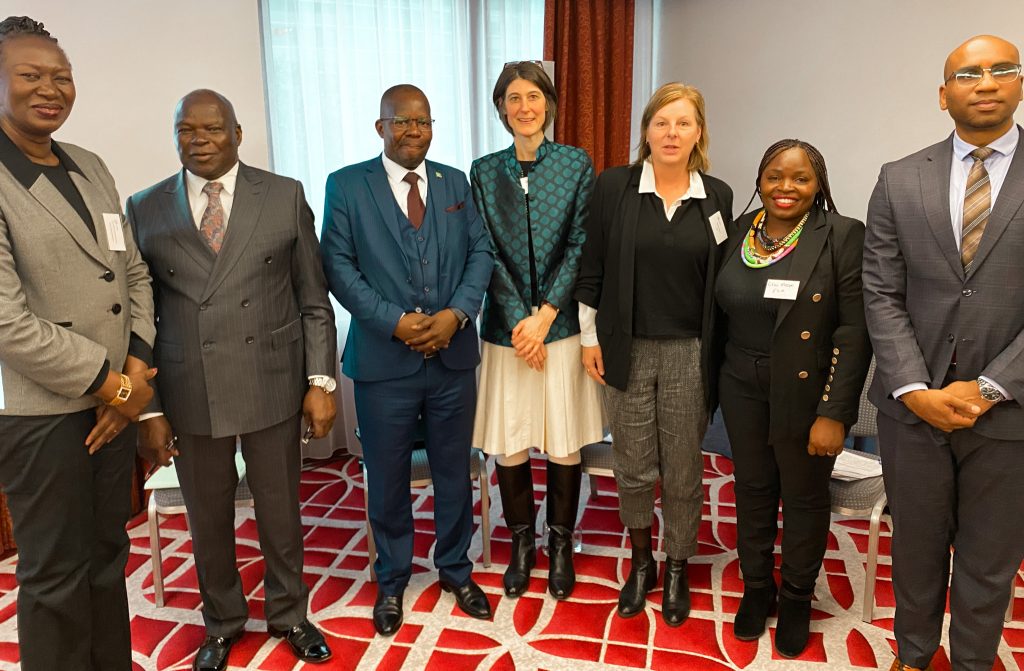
top-left (128, 90), bottom-right (337, 671)
top-left (863, 35), bottom-right (1024, 671)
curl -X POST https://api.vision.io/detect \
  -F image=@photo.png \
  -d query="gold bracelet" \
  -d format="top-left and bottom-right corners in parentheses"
top-left (106, 373), bottom-right (133, 406)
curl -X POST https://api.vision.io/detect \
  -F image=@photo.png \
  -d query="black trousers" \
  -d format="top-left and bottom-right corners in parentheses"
top-left (0, 409), bottom-right (136, 671)
top-left (718, 348), bottom-right (835, 589)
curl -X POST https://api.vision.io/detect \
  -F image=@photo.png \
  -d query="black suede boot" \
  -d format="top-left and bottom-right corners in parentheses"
top-left (496, 461), bottom-right (536, 597)
top-left (546, 461), bottom-right (582, 599)
top-left (661, 557), bottom-right (691, 626)
top-left (617, 527), bottom-right (657, 617)
top-left (733, 577), bottom-right (777, 640)
top-left (775, 581), bottom-right (814, 658)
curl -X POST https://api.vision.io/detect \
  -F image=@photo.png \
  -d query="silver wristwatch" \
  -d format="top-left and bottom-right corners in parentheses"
top-left (308, 375), bottom-right (337, 394)
top-left (977, 378), bottom-right (1005, 403)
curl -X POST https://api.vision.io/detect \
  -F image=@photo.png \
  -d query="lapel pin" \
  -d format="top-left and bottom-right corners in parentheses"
top-left (435, 171), bottom-right (443, 179)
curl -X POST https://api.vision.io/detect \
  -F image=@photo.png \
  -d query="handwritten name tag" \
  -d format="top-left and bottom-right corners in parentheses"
top-left (709, 211), bottom-right (727, 245)
top-left (764, 279), bottom-right (800, 300)
top-left (103, 213), bottom-right (126, 252)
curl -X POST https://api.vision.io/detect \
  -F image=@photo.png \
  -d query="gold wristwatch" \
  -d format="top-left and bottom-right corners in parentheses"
top-left (106, 373), bottom-right (133, 406)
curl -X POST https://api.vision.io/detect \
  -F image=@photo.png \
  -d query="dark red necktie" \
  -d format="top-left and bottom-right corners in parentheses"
top-left (403, 172), bottom-right (425, 230)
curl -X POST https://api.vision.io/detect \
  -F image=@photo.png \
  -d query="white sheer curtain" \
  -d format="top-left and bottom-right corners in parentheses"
top-left (260, 0), bottom-right (544, 224)
top-left (259, 0), bottom-right (543, 457)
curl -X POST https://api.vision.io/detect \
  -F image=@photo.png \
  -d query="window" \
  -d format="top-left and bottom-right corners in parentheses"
top-left (260, 0), bottom-right (544, 225)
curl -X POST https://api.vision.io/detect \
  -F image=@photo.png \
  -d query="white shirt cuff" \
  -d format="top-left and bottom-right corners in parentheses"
top-left (138, 412), bottom-right (164, 421)
top-left (578, 304), bottom-right (598, 347)
top-left (892, 382), bottom-right (928, 399)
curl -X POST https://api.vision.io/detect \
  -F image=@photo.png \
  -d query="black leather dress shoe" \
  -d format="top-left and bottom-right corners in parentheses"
top-left (661, 557), bottom-right (690, 627)
top-left (193, 635), bottom-right (235, 671)
top-left (269, 618), bottom-right (332, 663)
top-left (372, 592), bottom-right (404, 636)
top-left (440, 579), bottom-right (493, 619)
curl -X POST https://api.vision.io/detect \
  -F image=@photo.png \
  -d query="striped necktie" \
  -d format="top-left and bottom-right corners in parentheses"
top-left (961, 146), bottom-right (995, 271)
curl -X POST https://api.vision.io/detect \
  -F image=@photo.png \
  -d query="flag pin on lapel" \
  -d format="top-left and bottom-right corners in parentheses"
top-left (435, 170), bottom-right (443, 179)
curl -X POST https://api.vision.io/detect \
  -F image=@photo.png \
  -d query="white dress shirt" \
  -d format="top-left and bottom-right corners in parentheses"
top-left (185, 162), bottom-right (239, 228)
top-left (579, 160), bottom-right (706, 346)
top-left (381, 153), bottom-right (428, 216)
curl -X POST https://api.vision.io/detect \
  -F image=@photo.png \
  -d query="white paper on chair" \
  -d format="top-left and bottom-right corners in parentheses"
top-left (831, 450), bottom-right (883, 481)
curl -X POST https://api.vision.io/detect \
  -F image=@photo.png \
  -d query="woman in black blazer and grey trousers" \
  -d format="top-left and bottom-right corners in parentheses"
top-left (714, 139), bottom-right (871, 658)
top-left (574, 83), bottom-right (733, 627)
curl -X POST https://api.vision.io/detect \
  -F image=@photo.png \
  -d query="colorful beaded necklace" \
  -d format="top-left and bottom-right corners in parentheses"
top-left (741, 209), bottom-right (809, 268)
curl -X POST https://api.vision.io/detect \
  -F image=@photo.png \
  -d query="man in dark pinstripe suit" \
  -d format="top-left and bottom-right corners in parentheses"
top-left (128, 90), bottom-right (337, 671)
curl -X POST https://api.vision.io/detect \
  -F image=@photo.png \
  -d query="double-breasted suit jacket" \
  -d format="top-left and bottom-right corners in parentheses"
top-left (719, 208), bottom-right (872, 444)
top-left (127, 163), bottom-right (336, 438)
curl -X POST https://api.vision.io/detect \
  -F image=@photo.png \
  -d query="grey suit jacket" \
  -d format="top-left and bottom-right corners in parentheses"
top-left (127, 163), bottom-right (336, 438)
top-left (863, 127), bottom-right (1024, 439)
top-left (0, 141), bottom-right (155, 416)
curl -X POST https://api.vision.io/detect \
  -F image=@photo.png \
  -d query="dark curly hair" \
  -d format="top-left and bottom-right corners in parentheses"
top-left (0, 16), bottom-right (61, 61)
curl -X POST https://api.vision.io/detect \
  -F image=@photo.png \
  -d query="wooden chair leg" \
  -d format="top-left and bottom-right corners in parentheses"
top-left (148, 497), bottom-right (165, 608)
top-left (477, 451), bottom-right (492, 568)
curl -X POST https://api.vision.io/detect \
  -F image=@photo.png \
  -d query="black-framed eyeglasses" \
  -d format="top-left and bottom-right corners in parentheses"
top-left (503, 59), bottom-right (543, 69)
top-left (946, 63), bottom-right (1022, 86)
top-left (380, 116), bottom-right (435, 130)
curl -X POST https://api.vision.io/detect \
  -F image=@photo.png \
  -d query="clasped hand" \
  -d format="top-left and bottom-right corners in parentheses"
top-left (511, 305), bottom-right (556, 371)
top-left (394, 309), bottom-right (459, 354)
top-left (901, 380), bottom-right (993, 432)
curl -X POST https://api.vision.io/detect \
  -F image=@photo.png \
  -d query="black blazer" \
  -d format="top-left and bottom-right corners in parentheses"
top-left (717, 207), bottom-right (872, 444)
top-left (574, 163), bottom-right (734, 407)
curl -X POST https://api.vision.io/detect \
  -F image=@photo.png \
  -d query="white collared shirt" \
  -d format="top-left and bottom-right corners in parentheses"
top-left (949, 125), bottom-right (1018, 250)
top-left (381, 153), bottom-right (429, 217)
top-left (185, 162), bottom-right (239, 230)
top-left (638, 159), bottom-right (706, 220)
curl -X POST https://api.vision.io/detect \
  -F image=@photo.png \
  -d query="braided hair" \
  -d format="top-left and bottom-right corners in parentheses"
top-left (740, 139), bottom-right (838, 215)
top-left (0, 16), bottom-right (60, 60)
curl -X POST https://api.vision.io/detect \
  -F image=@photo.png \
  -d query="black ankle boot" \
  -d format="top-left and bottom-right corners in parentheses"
top-left (733, 578), bottom-right (777, 640)
top-left (661, 557), bottom-right (690, 626)
top-left (496, 462), bottom-right (536, 597)
top-left (546, 461), bottom-right (582, 599)
top-left (775, 581), bottom-right (814, 658)
top-left (617, 527), bottom-right (657, 618)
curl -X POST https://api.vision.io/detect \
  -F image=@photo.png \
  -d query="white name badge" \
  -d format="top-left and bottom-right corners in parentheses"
top-left (103, 213), bottom-right (127, 252)
top-left (709, 211), bottom-right (727, 245)
top-left (764, 279), bottom-right (800, 300)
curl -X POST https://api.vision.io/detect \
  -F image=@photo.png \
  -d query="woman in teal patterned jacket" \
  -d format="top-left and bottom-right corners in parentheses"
top-left (470, 61), bottom-right (605, 602)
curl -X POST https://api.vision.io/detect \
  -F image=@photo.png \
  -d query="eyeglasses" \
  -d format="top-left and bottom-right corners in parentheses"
top-left (945, 63), bottom-right (1022, 86)
top-left (380, 116), bottom-right (435, 130)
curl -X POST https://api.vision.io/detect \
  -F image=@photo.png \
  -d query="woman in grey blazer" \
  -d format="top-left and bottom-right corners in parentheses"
top-left (0, 16), bottom-right (157, 671)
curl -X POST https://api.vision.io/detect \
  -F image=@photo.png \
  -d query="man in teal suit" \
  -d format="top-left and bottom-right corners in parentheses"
top-left (321, 85), bottom-right (494, 637)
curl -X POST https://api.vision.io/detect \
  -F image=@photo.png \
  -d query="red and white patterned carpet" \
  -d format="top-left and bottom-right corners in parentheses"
top-left (0, 453), bottom-right (1021, 670)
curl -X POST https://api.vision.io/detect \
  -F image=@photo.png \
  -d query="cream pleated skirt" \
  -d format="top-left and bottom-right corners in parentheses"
top-left (473, 334), bottom-right (607, 457)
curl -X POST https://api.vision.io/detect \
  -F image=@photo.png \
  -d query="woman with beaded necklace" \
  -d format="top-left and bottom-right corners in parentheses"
top-left (714, 139), bottom-right (871, 657)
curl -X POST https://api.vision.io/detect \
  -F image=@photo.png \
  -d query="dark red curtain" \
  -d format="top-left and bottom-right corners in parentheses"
top-left (544, 0), bottom-right (635, 173)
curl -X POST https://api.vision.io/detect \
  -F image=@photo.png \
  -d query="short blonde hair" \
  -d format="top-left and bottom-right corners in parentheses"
top-left (634, 82), bottom-right (710, 173)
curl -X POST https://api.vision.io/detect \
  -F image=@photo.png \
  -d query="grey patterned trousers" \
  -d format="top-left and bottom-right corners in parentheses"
top-left (603, 337), bottom-right (707, 559)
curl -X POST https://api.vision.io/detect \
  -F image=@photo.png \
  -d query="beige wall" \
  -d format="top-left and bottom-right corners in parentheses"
top-left (2, 0), bottom-right (270, 201)
top-left (654, 0), bottom-right (1024, 220)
